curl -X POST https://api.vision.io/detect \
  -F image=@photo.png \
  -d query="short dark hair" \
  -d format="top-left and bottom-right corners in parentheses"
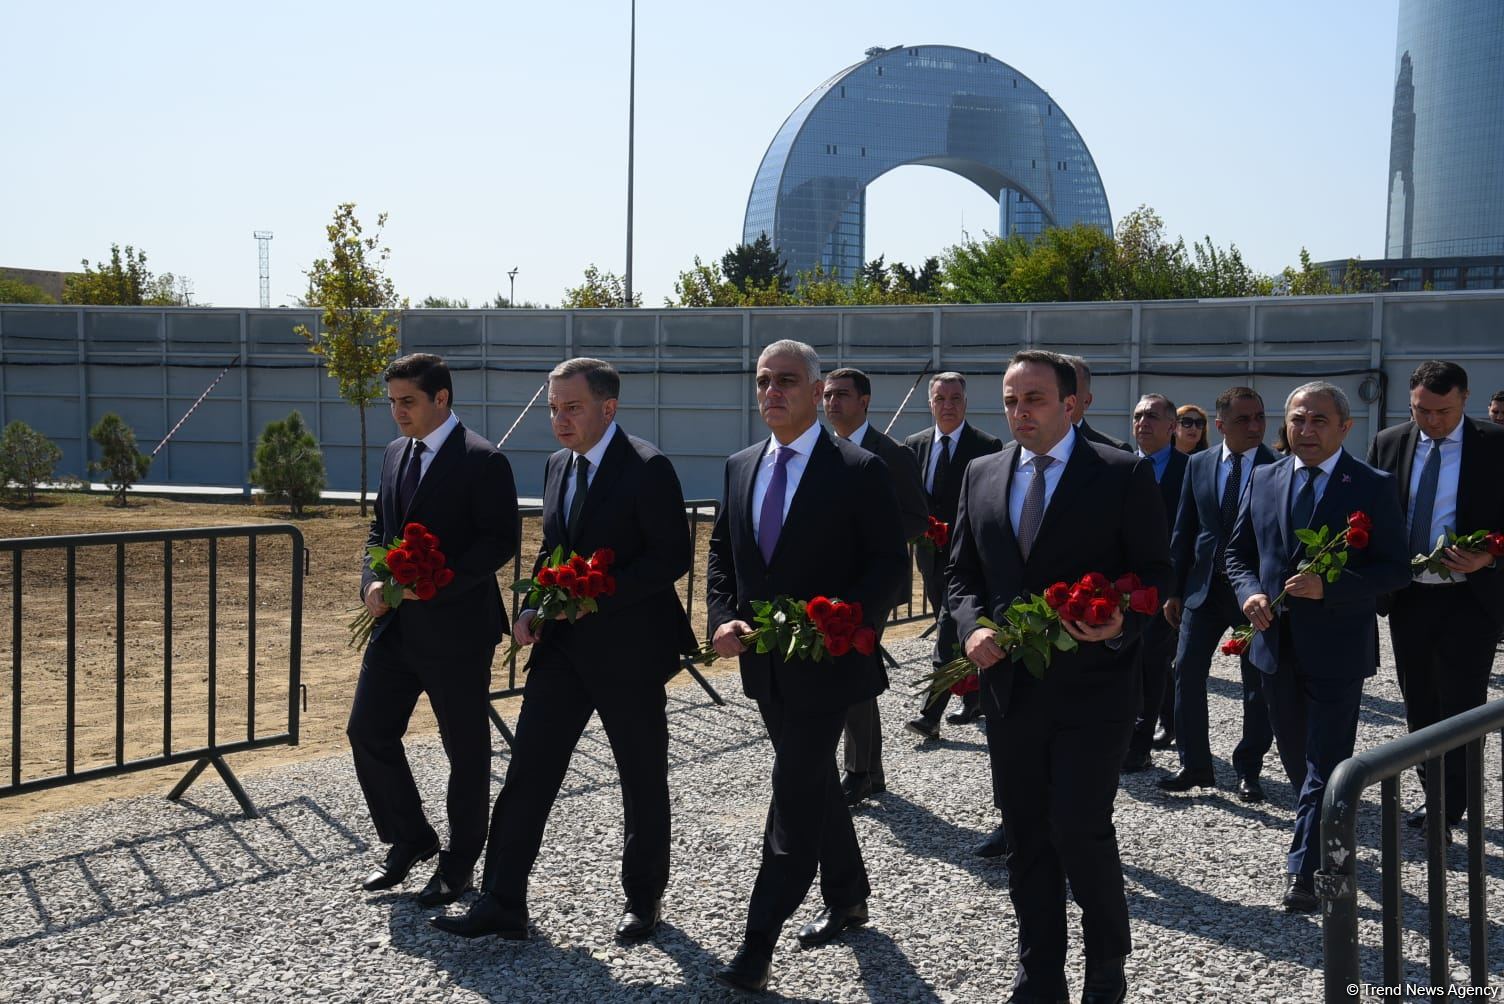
top-left (1492, 390), bottom-right (1504, 406)
top-left (1409, 360), bottom-right (1469, 396)
top-left (549, 357), bottom-right (621, 400)
top-left (1137, 393), bottom-right (1177, 418)
top-left (929, 371), bottom-right (966, 393)
top-left (1214, 386), bottom-right (1264, 415)
top-left (384, 353), bottom-right (453, 403)
top-left (1008, 350), bottom-right (1078, 400)
top-left (826, 367), bottom-right (872, 398)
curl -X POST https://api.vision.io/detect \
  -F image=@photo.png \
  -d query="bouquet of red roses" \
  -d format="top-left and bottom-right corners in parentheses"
top-left (1221, 510), bottom-right (1371, 656)
top-left (911, 516), bottom-right (950, 553)
top-left (914, 571), bottom-right (1159, 698)
top-left (1410, 528), bottom-right (1504, 581)
top-left (691, 595), bottom-right (877, 666)
top-left (504, 545), bottom-right (617, 662)
top-left (348, 521), bottom-right (456, 648)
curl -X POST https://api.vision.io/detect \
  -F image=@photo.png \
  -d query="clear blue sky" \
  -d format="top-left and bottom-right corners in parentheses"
top-left (1, 0), bottom-right (1400, 308)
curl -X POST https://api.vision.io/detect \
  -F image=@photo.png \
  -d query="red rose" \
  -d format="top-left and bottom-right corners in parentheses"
top-left (1043, 582), bottom-right (1071, 609)
top-left (602, 575), bottom-right (617, 596)
top-left (569, 556), bottom-right (590, 577)
top-left (826, 633), bottom-right (853, 657)
top-left (591, 547), bottom-right (616, 568)
top-left (846, 601), bottom-right (864, 624)
top-left (413, 579), bottom-right (437, 601)
top-left (422, 532), bottom-right (441, 552)
top-left (950, 673), bottom-right (979, 696)
top-left (537, 566), bottom-right (557, 587)
top-left (1128, 586), bottom-right (1160, 616)
top-left (1113, 573), bottom-right (1143, 595)
top-left (852, 626), bottom-right (877, 656)
top-left (425, 550), bottom-right (446, 570)
top-left (555, 567), bottom-right (577, 590)
top-left (1063, 597), bottom-right (1090, 621)
top-left (585, 570), bottom-right (606, 597)
top-left (1068, 585), bottom-right (1094, 609)
top-left (388, 560), bottom-right (418, 586)
top-left (1484, 533), bottom-right (1504, 557)
top-left (1347, 511), bottom-right (1372, 532)
top-left (1220, 636), bottom-right (1249, 656)
top-left (433, 567), bottom-right (455, 588)
top-left (1081, 572), bottom-right (1111, 594)
top-left (808, 596), bottom-right (835, 625)
top-left (1086, 597), bottom-right (1117, 625)
top-left (403, 522), bottom-right (429, 543)
top-left (1346, 527), bottom-right (1370, 550)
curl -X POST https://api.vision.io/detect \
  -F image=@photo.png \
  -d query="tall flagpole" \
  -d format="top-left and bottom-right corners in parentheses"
top-left (624, 0), bottom-right (636, 305)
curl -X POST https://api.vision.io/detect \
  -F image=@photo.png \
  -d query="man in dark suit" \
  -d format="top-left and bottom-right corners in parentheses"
top-left (949, 350), bottom-right (1170, 1004)
top-left (706, 340), bottom-right (907, 992)
top-left (823, 367), bottom-right (929, 806)
top-left (1121, 394), bottom-right (1189, 775)
top-left (1488, 390), bottom-right (1504, 426)
top-left (1159, 387), bottom-right (1277, 801)
top-left (1227, 381), bottom-right (1410, 912)
top-left (430, 358), bottom-right (696, 941)
top-left (348, 353), bottom-right (519, 906)
top-left (1367, 360), bottom-right (1504, 828)
top-left (903, 372), bottom-right (1002, 742)
top-left (1062, 355), bottom-right (1132, 452)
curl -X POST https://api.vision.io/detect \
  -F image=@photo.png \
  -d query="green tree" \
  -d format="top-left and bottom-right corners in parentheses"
top-left (1004, 224), bottom-right (1118, 302)
top-left (486, 293), bottom-right (543, 309)
top-left (721, 233), bottom-right (788, 293)
top-left (859, 255), bottom-right (890, 293)
top-left (0, 276), bottom-right (55, 304)
top-left (0, 420), bottom-right (63, 503)
top-left (293, 203), bottom-right (401, 517)
top-left (1278, 248), bottom-right (1338, 295)
top-left (939, 231), bottom-right (1033, 303)
top-left (561, 265), bottom-right (641, 308)
top-left (1337, 259), bottom-right (1387, 293)
top-left (668, 256), bottom-right (745, 307)
top-left (62, 244), bottom-right (192, 305)
top-left (88, 413), bottom-right (151, 506)
top-left (418, 295), bottom-right (470, 308)
top-left (250, 411), bottom-right (326, 515)
top-left (1184, 238), bottom-right (1273, 298)
top-left (890, 257), bottom-right (941, 298)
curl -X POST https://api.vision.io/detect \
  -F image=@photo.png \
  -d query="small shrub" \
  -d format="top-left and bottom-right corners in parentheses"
top-left (250, 411), bottom-right (326, 515)
top-left (0, 420), bottom-right (63, 503)
top-left (88, 413), bottom-right (151, 506)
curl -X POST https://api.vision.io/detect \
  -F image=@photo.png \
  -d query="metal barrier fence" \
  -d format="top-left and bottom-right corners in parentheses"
top-left (0, 524), bottom-right (304, 818)
top-left (1320, 699), bottom-right (1504, 1001)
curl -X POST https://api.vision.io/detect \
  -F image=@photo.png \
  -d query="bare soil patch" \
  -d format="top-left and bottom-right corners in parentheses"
top-left (0, 493), bottom-right (931, 830)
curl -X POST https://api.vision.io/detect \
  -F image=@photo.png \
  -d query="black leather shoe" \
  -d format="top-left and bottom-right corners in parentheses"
top-left (1282, 873), bottom-right (1318, 913)
top-left (1157, 768), bottom-right (1216, 792)
top-left (796, 901), bottom-right (869, 948)
top-left (1151, 726), bottom-right (1175, 750)
top-left (904, 717), bottom-right (940, 741)
top-left (1237, 777), bottom-right (1265, 803)
top-left (1120, 750), bottom-right (1152, 773)
top-left (946, 705), bottom-right (983, 726)
top-left (361, 836), bottom-right (439, 891)
top-left (841, 772), bottom-right (885, 806)
top-left (1406, 805), bottom-right (1463, 829)
top-left (415, 866), bottom-right (472, 908)
top-left (1081, 956), bottom-right (1127, 1004)
top-left (429, 893), bottom-right (529, 939)
top-left (616, 899), bottom-right (662, 940)
top-left (713, 941), bottom-right (772, 992)
top-left (974, 823), bottom-right (1009, 858)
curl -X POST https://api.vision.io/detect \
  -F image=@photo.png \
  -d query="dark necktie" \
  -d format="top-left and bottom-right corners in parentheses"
top-left (1408, 440), bottom-right (1443, 558)
top-left (398, 440), bottom-right (425, 515)
top-left (1215, 451), bottom-right (1244, 571)
top-left (931, 434), bottom-right (952, 499)
top-left (567, 455), bottom-right (591, 538)
top-left (758, 446), bottom-right (794, 565)
top-left (1289, 467), bottom-right (1318, 557)
top-left (1017, 455), bottom-right (1054, 561)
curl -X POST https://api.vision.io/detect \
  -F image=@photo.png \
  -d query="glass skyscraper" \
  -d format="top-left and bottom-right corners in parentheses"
top-left (1385, 0), bottom-right (1504, 259)
top-left (743, 45), bottom-right (1112, 282)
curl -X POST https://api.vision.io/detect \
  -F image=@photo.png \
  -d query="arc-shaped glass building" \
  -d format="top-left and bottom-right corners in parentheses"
top-left (743, 44), bottom-right (1112, 282)
top-left (1385, 0), bottom-right (1504, 259)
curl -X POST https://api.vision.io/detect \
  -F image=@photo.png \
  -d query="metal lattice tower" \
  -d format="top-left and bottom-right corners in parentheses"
top-left (253, 231), bottom-right (273, 308)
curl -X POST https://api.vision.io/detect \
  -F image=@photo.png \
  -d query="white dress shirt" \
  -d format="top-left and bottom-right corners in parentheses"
top-left (408, 411), bottom-right (459, 485)
top-left (1288, 448), bottom-right (1345, 513)
top-left (925, 421), bottom-right (967, 493)
top-left (751, 422), bottom-right (823, 537)
top-left (1409, 420), bottom-right (1464, 583)
top-left (1216, 443), bottom-right (1260, 503)
top-left (840, 420), bottom-right (872, 445)
top-left (562, 421), bottom-right (618, 518)
top-left (1008, 427), bottom-right (1078, 534)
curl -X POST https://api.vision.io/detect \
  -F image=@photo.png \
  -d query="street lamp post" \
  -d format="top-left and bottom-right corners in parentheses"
top-left (508, 267), bottom-right (519, 307)
top-left (624, 0), bottom-right (636, 306)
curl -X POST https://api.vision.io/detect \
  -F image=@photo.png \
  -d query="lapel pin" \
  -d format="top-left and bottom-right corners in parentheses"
top-left (1341, 474), bottom-right (1351, 483)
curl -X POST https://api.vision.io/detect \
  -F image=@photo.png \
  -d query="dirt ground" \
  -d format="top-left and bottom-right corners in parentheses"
top-left (0, 492), bottom-right (931, 831)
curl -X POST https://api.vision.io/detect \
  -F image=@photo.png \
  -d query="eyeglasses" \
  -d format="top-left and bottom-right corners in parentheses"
top-left (1178, 416), bottom-right (1206, 428)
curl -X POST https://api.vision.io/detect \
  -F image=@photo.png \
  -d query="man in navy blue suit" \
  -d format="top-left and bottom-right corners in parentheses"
top-left (1159, 387), bottom-right (1277, 801)
top-left (1225, 381), bottom-right (1410, 912)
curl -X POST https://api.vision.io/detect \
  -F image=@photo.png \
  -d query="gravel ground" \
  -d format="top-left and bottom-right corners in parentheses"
top-left (1, 634), bottom-right (1501, 1003)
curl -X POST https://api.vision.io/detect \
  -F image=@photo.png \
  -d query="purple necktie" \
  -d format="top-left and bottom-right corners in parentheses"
top-left (758, 446), bottom-right (794, 565)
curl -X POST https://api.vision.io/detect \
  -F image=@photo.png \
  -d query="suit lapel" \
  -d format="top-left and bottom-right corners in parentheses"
top-left (771, 430), bottom-right (836, 566)
top-left (1397, 423), bottom-right (1420, 513)
top-left (1271, 457), bottom-right (1295, 561)
top-left (996, 445), bottom-right (1021, 542)
top-left (1457, 419), bottom-right (1482, 530)
top-left (1310, 450), bottom-right (1357, 537)
top-left (404, 423), bottom-right (464, 520)
top-left (571, 427), bottom-right (630, 545)
top-left (734, 445), bottom-right (763, 566)
top-left (1028, 437), bottom-right (1102, 565)
top-left (916, 430), bottom-right (934, 491)
top-left (542, 450), bottom-right (568, 549)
